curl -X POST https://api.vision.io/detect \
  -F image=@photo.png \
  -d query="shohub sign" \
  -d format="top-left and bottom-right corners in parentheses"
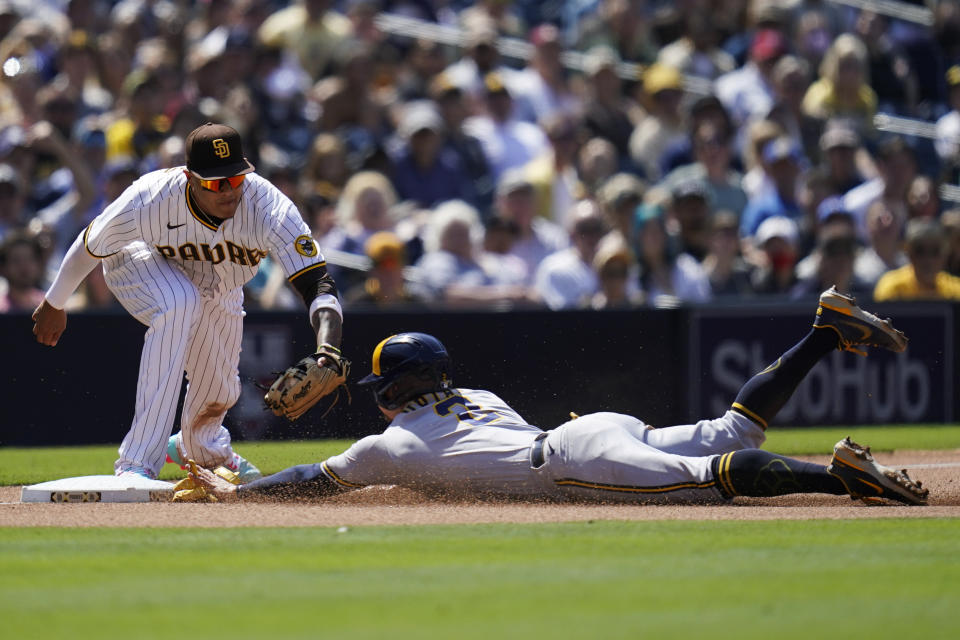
top-left (688, 305), bottom-right (954, 426)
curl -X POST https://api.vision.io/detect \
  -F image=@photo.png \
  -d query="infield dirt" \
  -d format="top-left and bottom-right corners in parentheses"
top-left (3, 450), bottom-right (958, 527)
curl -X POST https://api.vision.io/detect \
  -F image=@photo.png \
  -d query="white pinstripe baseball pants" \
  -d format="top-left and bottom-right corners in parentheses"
top-left (104, 243), bottom-right (244, 476)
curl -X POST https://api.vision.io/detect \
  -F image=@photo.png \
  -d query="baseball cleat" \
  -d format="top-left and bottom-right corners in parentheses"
top-left (117, 465), bottom-right (156, 480)
top-left (813, 285), bottom-right (907, 355)
top-left (827, 437), bottom-right (928, 505)
top-left (166, 434), bottom-right (186, 468)
top-left (225, 452), bottom-right (262, 483)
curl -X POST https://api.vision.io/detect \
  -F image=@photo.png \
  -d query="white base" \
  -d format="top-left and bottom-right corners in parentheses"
top-left (21, 475), bottom-right (175, 503)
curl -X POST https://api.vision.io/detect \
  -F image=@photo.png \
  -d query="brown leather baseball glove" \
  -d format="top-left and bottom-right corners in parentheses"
top-left (263, 345), bottom-right (350, 421)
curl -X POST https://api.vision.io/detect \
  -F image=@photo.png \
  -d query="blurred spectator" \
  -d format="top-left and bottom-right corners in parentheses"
top-left (715, 28), bottom-right (787, 135)
top-left (525, 113), bottom-right (583, 226)
top-left (577, 137), bottom-right (620, 198)
top-left (533, 200), bottom-right (607, 309)
top-left (667, 179), bottom-right (713, 262)
top-left (494, 169), bottom-right (567, 281)
top-left (854, 199), bottom-right (908, 287)
top-left (935, 65), bottom-right (960, 171)
top-left (740, 136), bottom-right (805, 238)
top-left (765, 55), bottom-right (820, 161)
top-left (256, 0), bottom-right (352, 80)
top-left (906, 175), bottom-right (941, 221)
top-left (790, 211), bottom-right (871, 299)
top-left (413, 199), bottom-right (530, 307)
top-left (477, 214), bottom-right (529, 286)
top-left (941, 209), bottom-right (960, 277)
top-left (873, 218), bottom-right (960, 300)
top-left (463, 72), bottom-right (548, 182)
top-left (105, 72), bottom-right (169, 162)
top-left (344, 230), bottom-right (425, 309)
top-left (662, 119), bottom-right (747, 217)
top-left (430, 74), bottom-right (495, 216)
top-left (334, 169), bottom-right (397, 250)
top-left (0, 229), bottom-right (45, 312)
top-left (658, 12), bottom-right (735, 80)
top-left (580, 45), bottom-right (636, 162)
top-left (791, 8), bottom-right (833, 73)
top-left (389, 101), bottom-right (471, 208)
top-left (460, 0), bottom-right (526, 39)
top-left (311, 40), bottom-right (389, 142)
top-left (818, 121), bottom-right (864, 196)
top-left (345, 0), bottom-right (387, 46)
top-left (629, 63), bottom-right (686, 181)
top-left (702, 209), bottom-right (754, 298)
top-left (0, 163), bottom-right (26, 241)
top-left (721, 0), bottom-right (789, 67)
top-left (801, 34), bottom-right (876, 133)
top-left (442, 19), bottom-right (509, 106)
top-left (300, 133), bottom-right (349, 201)
top-left (395, 38), bottom-right (449, 102)
top-left (842, 135), bottom-right (917, 239)
top-left (740, 118), bottom-right (785, 200)
top-left (508, 24), bottom-right (580, 124)
top-left (155, 135), bottom-right (185, 170)
top-left (853, 10), bottom-right (918, 115)
top-left (576, 0), bottom-right (657, 64)
top-left (597, 172), bottom-right (645, 245)
top-left (749, 215), bottom-right (799, 295)
top-left (659, 94), bottom-right (735, 176)
top-left (634, 198), bottom-right (711, 304)
top-left (590, 236), bottom-right (643, 309)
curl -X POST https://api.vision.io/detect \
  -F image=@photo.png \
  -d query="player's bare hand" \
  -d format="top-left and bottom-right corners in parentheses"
top-left (190, 466), bottom-right (239, 500)
top-left (32, 300), bottom-right (67, 346)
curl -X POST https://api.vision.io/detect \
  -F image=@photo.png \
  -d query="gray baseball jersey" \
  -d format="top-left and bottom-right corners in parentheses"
top-left (320, 388), bottom-right (766, 502)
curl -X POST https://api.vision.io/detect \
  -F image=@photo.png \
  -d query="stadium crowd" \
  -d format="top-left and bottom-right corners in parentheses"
top-left (3, 0), bottom-right (960, 314)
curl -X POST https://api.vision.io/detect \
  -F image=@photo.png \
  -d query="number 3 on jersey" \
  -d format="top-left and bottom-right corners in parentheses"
top-left (435, 395), bottom-right (500, 426)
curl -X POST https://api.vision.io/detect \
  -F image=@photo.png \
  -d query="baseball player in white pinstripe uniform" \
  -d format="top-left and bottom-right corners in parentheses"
top-left (32, 123), bottom-right (343, 481)
top-left (192, 290), bottom-right (928, 505)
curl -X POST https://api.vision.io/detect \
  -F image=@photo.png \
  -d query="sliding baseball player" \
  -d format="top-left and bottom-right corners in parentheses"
top-left (190, 288), bottom-right (928, 506)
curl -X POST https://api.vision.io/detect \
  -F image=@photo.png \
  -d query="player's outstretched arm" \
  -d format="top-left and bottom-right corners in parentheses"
top-left (192, 462), bottom-right (349, 501)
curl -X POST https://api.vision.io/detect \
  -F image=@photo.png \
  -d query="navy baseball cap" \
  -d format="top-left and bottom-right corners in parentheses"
top-left (185, 122), bottom-right (255, 179)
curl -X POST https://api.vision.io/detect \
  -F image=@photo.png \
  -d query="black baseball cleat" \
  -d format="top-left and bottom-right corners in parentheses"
top-left (813, 285), bottom-right (908, 356)
top-left (827, 437), bottom-right (929, 505)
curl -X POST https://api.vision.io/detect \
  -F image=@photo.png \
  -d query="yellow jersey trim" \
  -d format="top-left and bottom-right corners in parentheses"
top-left (321, 462), bottom-right (365, 488)
top-left (287, 261), bottom-right (328, 283)
top-left (82, 222), bottom-right (117, 259)
top-left (716, 452), bottom-right (737, 497)
top-left (186, 184), bottom-right (220, 231)
top-left (553, 477), bottom-right (718, 494)
top-left (731, 402), bottom-right (768, 430)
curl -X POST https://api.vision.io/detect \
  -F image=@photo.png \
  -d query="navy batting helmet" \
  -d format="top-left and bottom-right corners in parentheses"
top-left (357, 332), bottom-right (452, 409)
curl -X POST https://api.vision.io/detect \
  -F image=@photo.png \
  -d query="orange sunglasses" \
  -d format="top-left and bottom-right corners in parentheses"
top-left (196, 175), bottom-right (246, 192)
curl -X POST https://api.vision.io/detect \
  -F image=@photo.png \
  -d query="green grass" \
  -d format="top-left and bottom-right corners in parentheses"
top-left (763, 424), bottom-right (960, 455)
top-left (0, 440), bottom-right (354, 485)
top-left (1, 521), bottom-right (958, 640)
top-left (1, 425), bottom-right (958, 485)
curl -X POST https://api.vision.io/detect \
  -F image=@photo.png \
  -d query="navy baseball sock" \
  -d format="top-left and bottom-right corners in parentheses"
top-left (712, 449), bottom-right (846, 498)
top-left (730, 328), bottom-right (839, 429)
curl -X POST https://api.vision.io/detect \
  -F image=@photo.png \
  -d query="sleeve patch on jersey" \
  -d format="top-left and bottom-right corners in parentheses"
top-left (294, 235), bottom-right (318, 257)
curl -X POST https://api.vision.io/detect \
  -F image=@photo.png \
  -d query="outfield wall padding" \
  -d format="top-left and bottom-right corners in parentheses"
top-left (1, 301), bottom-right (954, 446)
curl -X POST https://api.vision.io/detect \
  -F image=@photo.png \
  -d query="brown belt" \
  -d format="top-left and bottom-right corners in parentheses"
top-left (530, 431), bottom-right (549, 468)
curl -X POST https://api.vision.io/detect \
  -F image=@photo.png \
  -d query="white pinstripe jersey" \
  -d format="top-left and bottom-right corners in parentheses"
top-left (85, 168), bottom-right (325, 295)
